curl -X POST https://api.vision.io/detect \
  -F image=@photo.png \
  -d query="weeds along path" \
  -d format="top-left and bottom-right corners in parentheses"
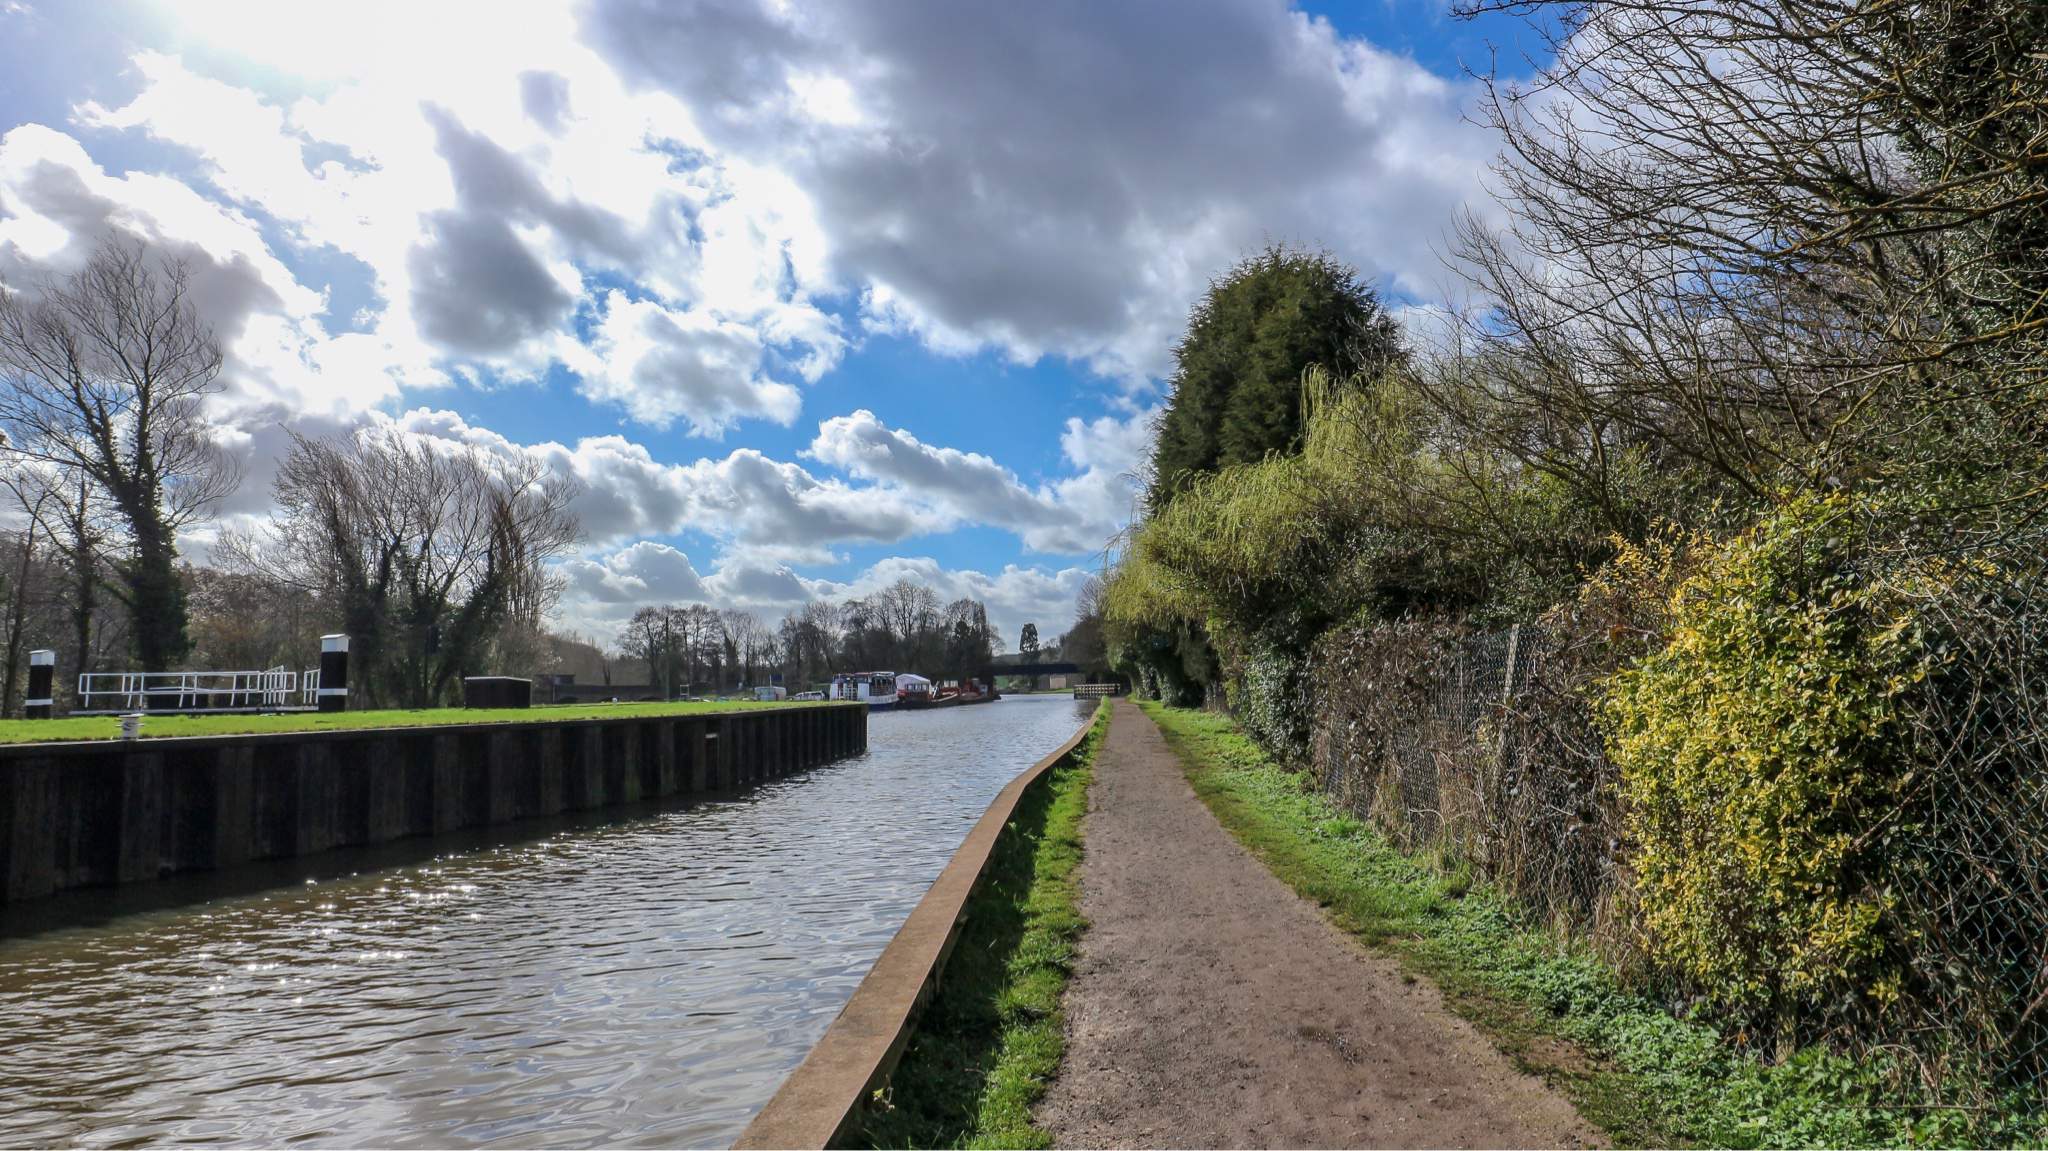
top-left (1036, 698), bottom-right (1601, 1149)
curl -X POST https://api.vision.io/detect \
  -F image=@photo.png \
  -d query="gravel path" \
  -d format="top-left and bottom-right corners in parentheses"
top-left (1035, 699), bottom-right (1603, 1149)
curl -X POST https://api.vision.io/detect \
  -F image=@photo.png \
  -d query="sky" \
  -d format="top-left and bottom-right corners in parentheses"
top-left (0, 0), bottom-right (1536, 649)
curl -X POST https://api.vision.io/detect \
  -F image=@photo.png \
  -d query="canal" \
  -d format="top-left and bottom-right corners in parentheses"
top-left (0, 695), bottom-right (1098, 1148)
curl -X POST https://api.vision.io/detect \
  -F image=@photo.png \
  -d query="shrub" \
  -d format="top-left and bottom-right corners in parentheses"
top-left (1598, 493), bottom-right (1933, 1027)
top-left (1224, 640), bottom-right (1313, 761)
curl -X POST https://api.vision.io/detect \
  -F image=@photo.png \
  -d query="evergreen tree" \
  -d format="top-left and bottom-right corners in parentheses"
top-left (1147, 245), bottom-right (1400, 510)
top-left (1019, 622), bottom-right (1040, 664)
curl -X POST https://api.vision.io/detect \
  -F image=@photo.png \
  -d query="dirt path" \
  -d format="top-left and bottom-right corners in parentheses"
top-left (1035, 699), bottom-right (1602, 1149)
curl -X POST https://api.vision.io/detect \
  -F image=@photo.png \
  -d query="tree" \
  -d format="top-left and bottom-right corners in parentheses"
top-left (873, 578), bottom-right (939, 669)
top-left (184, 565), bottom-right (318, 673)
top-left (619, 605), bottom-right (677, 697)
top-left (1019, 622), bottom-right (1040, 665)
top-left (941, 597), bottom-right (998, 683)
top-left (0, 239), bottom-right (239, 670)
top-left (1447, 0), bottom-right (2048, 535)
top-left (779, 600), bottom-right (841, 689)
top-left (47, 473), bottom-right (111, 681)
top-left (1147, 244), bottom-right (1402, 511)
top-left (1059, 575), bottom-right (1112, 681)
top-left (225, 424), bottom-right (581, 708)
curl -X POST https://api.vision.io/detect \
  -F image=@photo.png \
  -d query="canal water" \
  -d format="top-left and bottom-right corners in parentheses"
top-left (0, 695), bottom-right (1098, 1148)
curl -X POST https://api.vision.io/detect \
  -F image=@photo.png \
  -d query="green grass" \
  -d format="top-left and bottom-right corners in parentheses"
top-left (854, 700), bottom-right (1111, 1150)
top-left (1137, 701), bottom-right (2047, 1150)
top-left (0, 699), bottom-right (839, 745)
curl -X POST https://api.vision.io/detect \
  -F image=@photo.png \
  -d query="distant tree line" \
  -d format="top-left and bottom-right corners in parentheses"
top-left (615, 578), bottom-right (1010, 696)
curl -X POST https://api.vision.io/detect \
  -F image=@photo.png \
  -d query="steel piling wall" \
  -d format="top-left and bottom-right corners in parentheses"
top-left (0, 704), bottom-right (868, 904)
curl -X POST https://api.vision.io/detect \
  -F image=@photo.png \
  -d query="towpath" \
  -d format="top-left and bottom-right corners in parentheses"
top-left (1035, 698), bottom-right (1600, 1149)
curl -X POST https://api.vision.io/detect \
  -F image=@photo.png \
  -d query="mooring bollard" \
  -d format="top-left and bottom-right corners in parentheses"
top-left (318, 634), bottom-right (349, 713)
top-left (25, 649), bottom-right (54, 718)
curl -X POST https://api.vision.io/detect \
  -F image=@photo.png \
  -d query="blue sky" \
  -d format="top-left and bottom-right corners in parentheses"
top-left (0, 0), bottom-right (1535, 646)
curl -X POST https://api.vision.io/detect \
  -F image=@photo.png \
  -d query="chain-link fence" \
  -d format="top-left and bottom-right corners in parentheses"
top-left (1311, 623), bottom-right (1621, 935)
top-left (1307, 613), bottom-right (2048, 1100)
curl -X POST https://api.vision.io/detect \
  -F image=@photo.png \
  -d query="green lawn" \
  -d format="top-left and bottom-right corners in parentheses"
top-left (0, 699), bottom-right (841, 745)
top-left (1138, 701), bottom-right (2044, 1150)
top-left (854, 700), bottom-right (1111, 1150)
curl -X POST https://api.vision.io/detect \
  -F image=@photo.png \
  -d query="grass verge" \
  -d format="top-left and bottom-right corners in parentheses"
top-left (1138, 701), bottom-right (2045, 1150)
top-left (0, 698), bottom-right (832, 745)
top-left (854, 700), bottom-right (1111, 1150)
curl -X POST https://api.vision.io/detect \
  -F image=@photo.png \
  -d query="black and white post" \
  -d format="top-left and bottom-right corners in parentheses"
top-left (317, 634), bottom-right (349, 713)
top-left (25, 649), bottom-right (54, 719)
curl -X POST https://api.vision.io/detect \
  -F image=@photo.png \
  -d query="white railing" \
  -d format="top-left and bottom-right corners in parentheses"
top-left (77, 666), bottom-right (320, 712)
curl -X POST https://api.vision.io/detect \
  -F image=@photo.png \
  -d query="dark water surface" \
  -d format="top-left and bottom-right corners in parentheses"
top-left (0, 695), bottom-right (1096, 1148)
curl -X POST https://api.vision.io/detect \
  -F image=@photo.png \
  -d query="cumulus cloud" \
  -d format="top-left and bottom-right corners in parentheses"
top-left (807, 411), bottom-right (1069, 537)
top-left (806, 408), bottom-right (1142, 554)
top-left (560, 541), bottom-right (710, 605)
top-left (375, 403), bottom-right (1139, 564)
top-left (589, 0), bottom-right (1497, 381)
top-left (68, 27), bottom-right (842, 430)
top-left (567, 291), bottom-right (805, 433)
top-left (349, 404), bottom-right (1132, 647)
top-left (56, 1), bottom-right (1492, 410)
top-left (379, 408), bottom-right (944, 552)
top-left (0, 122), bottom-right (406, 419)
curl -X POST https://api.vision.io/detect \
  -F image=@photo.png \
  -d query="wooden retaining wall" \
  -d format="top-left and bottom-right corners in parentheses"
top-left (0, 704), bottom-right (867, 904)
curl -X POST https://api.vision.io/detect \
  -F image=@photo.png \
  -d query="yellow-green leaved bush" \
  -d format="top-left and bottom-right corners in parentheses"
top-left (1598, 492), bottom-right (1933, 1021)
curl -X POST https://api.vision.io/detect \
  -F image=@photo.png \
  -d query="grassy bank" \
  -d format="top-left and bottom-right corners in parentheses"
top-left (855, 701), bottom-right (1110, 1150)
top-left (0, 698), bottom-right (828, 745)
top-left (1138, 701), bottom-right (2043, 1149)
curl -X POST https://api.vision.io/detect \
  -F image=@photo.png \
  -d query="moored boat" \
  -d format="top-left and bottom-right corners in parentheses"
top-left (828, 671), bottom-right (899, 709)
top-left (898, 675), bottom-right (1001, 709)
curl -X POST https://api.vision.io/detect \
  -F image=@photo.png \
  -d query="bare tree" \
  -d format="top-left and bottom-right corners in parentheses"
top-left (224, 424), bottom-right (581, 707)
top-left (618, 605), bottom-right (677, 697)
top-left (1446, 0), bottom-right (2048, 536)
top-left (779, 599), bottom-right (841, 688)
top-left (0, 239), bottom-right (239, 669)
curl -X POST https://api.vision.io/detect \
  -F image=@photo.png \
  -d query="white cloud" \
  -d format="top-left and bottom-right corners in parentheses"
top-left (380, 408), bottom-right (948, 553)
top-left (564, 291), bottom-right (809, 435)
top-left (59, 1), bottom-right (1496, 411)
top-left (66, 26), bottom-right (841, 428)
top-left (589, 0), bottom-right (1500, 383)
top-left (0, 122), bottom-right (406, 419)
top-left (358, 406), bottom-right (1127, 642)
top-left (561, 541), bottom-right (709, 605)
top-left (803, 408), bottom-right (1146, 555)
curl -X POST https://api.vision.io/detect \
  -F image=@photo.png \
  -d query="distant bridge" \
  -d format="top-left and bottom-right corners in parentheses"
top-left (982, 661), bottom-right (1083, 678)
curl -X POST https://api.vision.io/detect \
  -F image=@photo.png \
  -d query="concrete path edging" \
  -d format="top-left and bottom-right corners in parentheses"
top-left (734, 707), bottom-right (1101, 1150)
